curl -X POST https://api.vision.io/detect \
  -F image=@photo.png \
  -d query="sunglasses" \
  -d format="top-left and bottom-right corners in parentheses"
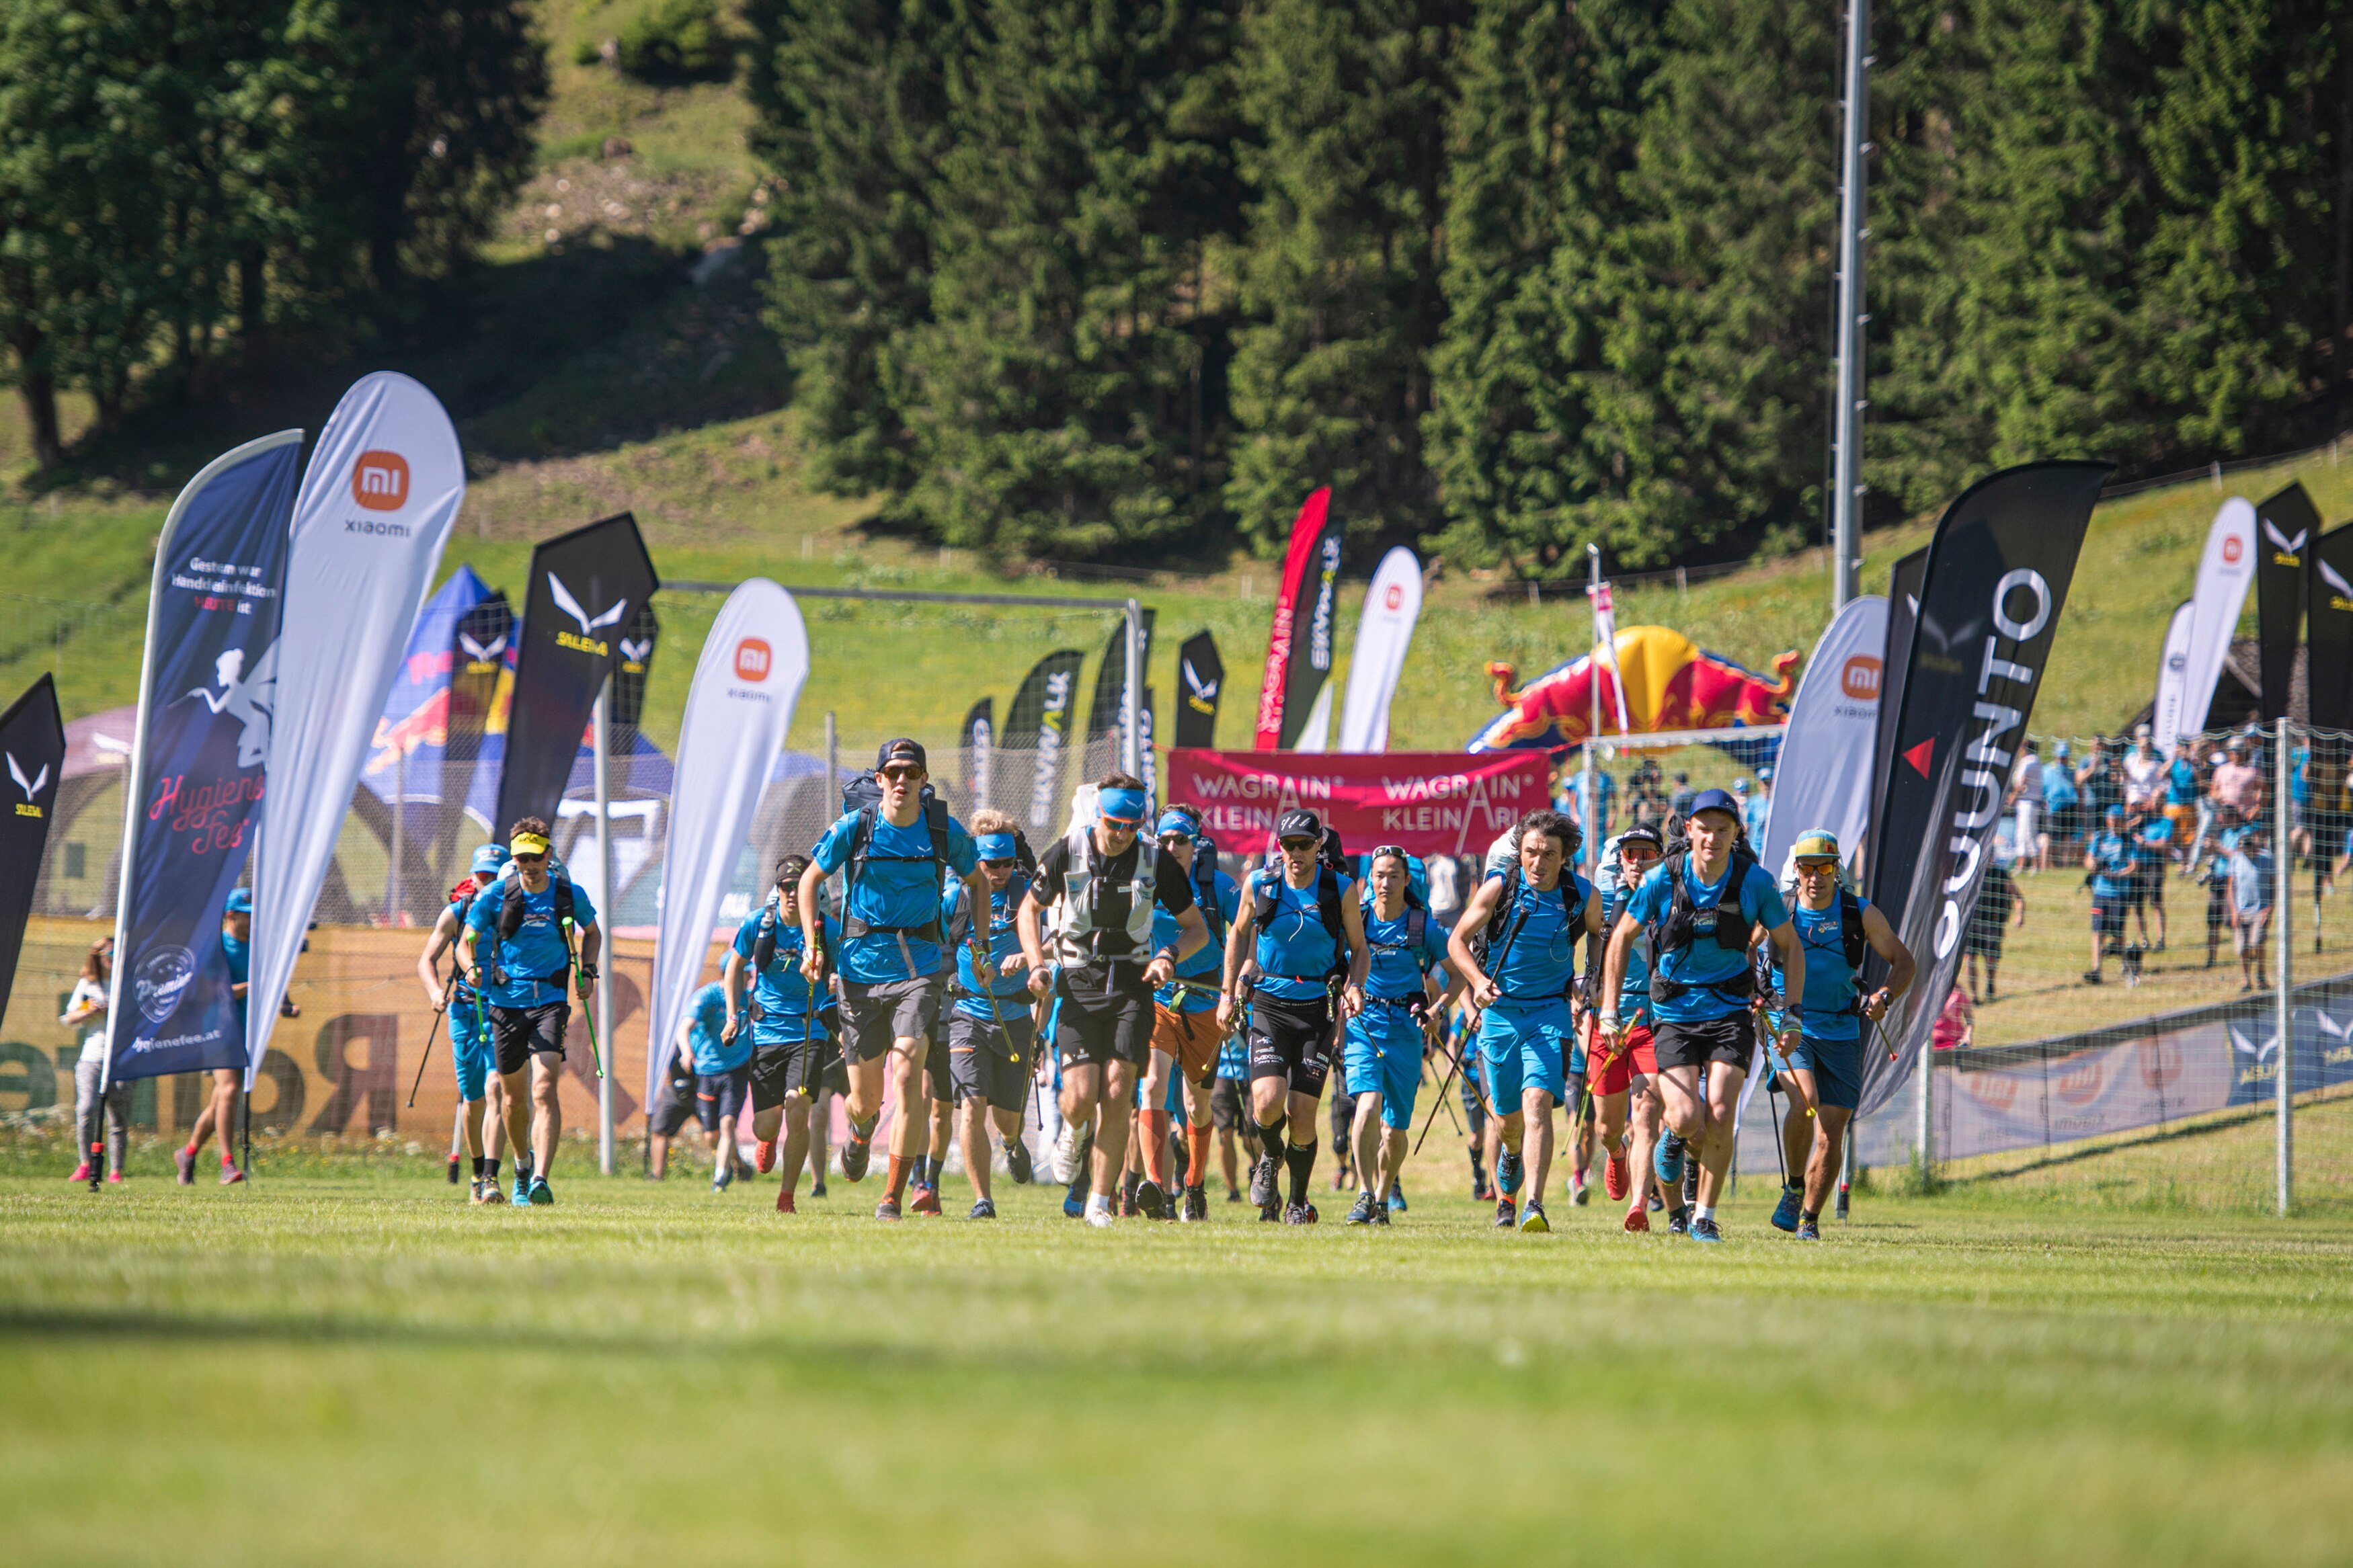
top-left (1369, 845), bottom-right (1409, 862)
top-left (980, 856), bottom-right (1016, 868)
top-left (512, 852), bottom-right (547, 864)
top-left (1278, 837), bottom-right (1318, 852)
top-left (1795, 858), bottom-right (1840, 872)
top-left (881, 766), bottom-right (924, 784)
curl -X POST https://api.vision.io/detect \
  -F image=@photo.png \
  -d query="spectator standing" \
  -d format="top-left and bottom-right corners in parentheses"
top-left (2078, 737), bottom-right (2122, 824)
top-left (1739, 772), bottom-right (1772, 844)
top-left (2130, 802), bottom-right (2173, 949)
top-left (2041, 740), bottom-right (2081, 864)
top-left (2082, 804), bottom-right (2135, 985)
top-left (2210, 736), bottom-right (2266, 835)
top-left (2010, 742), bottom-right (2043, 871)
top-left (1963, 858), bottom-right (2024, 1001)
top-left (2163, 741), bottom-right (2201, 867)
top-left (2122, 725), bottom-right (2165, 811)
top-left (1669, 772), bottom-right (1698, 820)
top-left (66, 939), bottom-right (124, 1184)
top-left (1931, 984), bottom-right (1975, 1052)
top-left (2227, 827), bottom-right (2275, 992)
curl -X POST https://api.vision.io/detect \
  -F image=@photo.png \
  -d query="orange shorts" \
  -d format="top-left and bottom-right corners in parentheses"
top-left (1152, 1004), bottom-right (1223, 1086)
top-left (1583, 1016), bottom-right (1657, 1096)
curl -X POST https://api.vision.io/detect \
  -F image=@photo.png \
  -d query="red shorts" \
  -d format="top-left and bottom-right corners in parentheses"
top-left (1583, 1016), bottom-right (1657, 1096)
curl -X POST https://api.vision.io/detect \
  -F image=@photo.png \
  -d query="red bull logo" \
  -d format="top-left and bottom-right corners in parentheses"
top-left (1467, 625), bottom-right (1799, 751)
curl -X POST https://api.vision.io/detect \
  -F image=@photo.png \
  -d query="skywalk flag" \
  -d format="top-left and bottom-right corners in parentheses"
top-left (0, 675), bottom-right (65, 1023)
top-left (1338, 548), bottom-right (1424, 752)
top-left (996, 648), bottom-right (1085, 838)
top-left (959, 698), bottom-right (994, 811)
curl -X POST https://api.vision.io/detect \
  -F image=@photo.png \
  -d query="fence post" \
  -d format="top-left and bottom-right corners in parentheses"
top-left (2276, 716), bottom-right (2292, 1216)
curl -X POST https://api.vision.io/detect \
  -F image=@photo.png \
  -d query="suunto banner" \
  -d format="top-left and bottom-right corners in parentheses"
top-left (104, 431), bottom-right (302, 1086)
top-left (645, 580), bottom-right (809, 1102)
top-left (959, 698), bottom-right (994, 812)
top-left (494, 513), bottom-right (660, 834)
top-left (1862, 460), bottom-right (2111, 1116)
top-left (2255, 483), bottom-right (2317, 722)
top-left (2311, 525), bottom-right (2353, 733)
top-left (2178, 497), bottom-right (2258, 745)
top-left (1337, 548), bottom-right (1423, 753)
top-left (995, 648), bottom-right (1085, 837)
top-left (0, 675), bottom-right (65, 1023)
top-left (1172, 632), bottom-right (1223, 750)
top-left (1256, 489), bottom-right (1339, 749)
top-left (1759, 593), bottom-right (1884, 880)
top-left (249, 372), bottom-right (469, 1074)
top-left (1869, 546), bottom-right (1928, 861)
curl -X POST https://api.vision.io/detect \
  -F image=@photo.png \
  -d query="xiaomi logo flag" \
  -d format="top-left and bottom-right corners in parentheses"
top-left (1841, 655), bottom-right (1882, 700)
top-left (352, 450), bottom-right (410, 511)
top-left (734, 638), bottom-right (772, 682)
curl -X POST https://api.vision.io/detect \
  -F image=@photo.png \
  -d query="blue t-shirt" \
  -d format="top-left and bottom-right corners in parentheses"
top-left (1361, 901), bottom-right (1451, 1001)
top-left (1743, 794), bottom-right (1771, 843)
top-left (1155, 869), bottom-right (1238, 1014)
top-left (2042, 766), bottom-right (2079, 809)
top-left (1482, 867), bottom-right (1591, 1006)
top-left (809, 808), bottom-right (980, 983)
top-left (684, 981), bottom-right (744, 1075)
top-left (1773, 895), bottom-right (1866, 1043)
top-left (1599, 876), bottom-right (1652, 1024)
top-left (948, 876), bottom-right (1034, 1022)
top-left (2132, 815), bottom-right (2175, 868)
top-left (463, 874), bottom-right (599, 1009)
top-left (222, 929), bottom-right (249, 1030)
top-left (2230, 847), bottom-right (2272, 913)
top-left (729, 905), bottom-right (837, 1046)
top-left (1624, 855), bottom-right (1789, 1023)
top-left (2087, 831), bottom-right (2135, 900)
top-left (1248, 868), bottom-right (1355, 1002)
top-left (2165, 757), bottom-right (2199, 807)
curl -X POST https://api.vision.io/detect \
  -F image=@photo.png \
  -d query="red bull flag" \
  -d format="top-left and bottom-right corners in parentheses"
top-left (1466, 625), bottom-right (1799, 753)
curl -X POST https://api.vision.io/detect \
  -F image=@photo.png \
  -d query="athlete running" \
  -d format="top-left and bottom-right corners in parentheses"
top-left (1016, 774), bottom-right (1211, 1227)
top-left (1586, 825), bottom-right (1682, 1233)
top-left (1145, 810), bottom-right (1240, 1222)
top-left (1217, 808), bottom-right (1369, 1225)
top-left (798, 740), bottom-right (990, 1222)
top-left (1601, 789), bottom-right (1801, 1243)
top-left (415, 843), bottom-right (509, 1203)
top-left (1445, 810), bottom-right (1602, 1233)
top-left (674, 979), bottom-right (748, 1190)
top-left (175, 888), bottom-right (298, 1186)
top-left (1342, 848), bottom-right (1460, 1225)
top-left (1764, 830), bottom-right (1914, 1240)
top-left (459, 820), bottom-right (600, 1206)
top-left (729, 855), bottom-right (844, 1214)
top-left (943, 811), bottom-right (1040, 1219)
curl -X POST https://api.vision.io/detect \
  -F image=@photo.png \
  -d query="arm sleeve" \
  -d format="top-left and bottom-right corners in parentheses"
top-left (1154, 852), bottom-right (1197, 915)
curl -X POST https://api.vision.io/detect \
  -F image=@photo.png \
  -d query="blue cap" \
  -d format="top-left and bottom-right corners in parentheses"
top-left (225, 887), bottom-right (253, 914)
top-left (1732, 778), bottom-right (1749, 794)
top-left (471, 842), bottom-right (508, 875)
top-left (1154, 810), bottom-right (1195, 839)
top-left (1098, 786), bottom-right (1150, 825)
top-left (1688, 788), bottom-right (1741, 824)
top-left (975, 832), bottom-right (1017, 862)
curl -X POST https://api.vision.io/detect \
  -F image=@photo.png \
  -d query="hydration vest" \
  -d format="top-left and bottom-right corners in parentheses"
top-left (1051, 830), bottom-right (1160, 966)
top-left (1760, 890), bottom-right (1869, 1012)
top-left (1160, 803), bottom-right (1226, 942)
top-left (1476, 866), bottom-right (1587, 1001)
top-left (1249, 863), bottom-right (1349, 984)
top-left (1647, 847), bottom-right (1759, 1005)
top-left (490, 870), bottom-right (578, 988)
top-left (840, 798), bottom-right (954, 944)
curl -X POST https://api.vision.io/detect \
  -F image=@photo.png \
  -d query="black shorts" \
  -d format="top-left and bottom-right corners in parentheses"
top-left (2141, 869), bottom-right (2165, 908)
top-left (949, 1010), bottom-right (1033, 1113)
top-left (1962, 923), bottom-right (2005, 959)
top-left (1054, 983), bottom-right (1154, 1069)
top-left (695, 1067), bottom-right (749, 1132)
top-left (490, 1001), bottom-right (568, 1077)
top-left (1210, 1075), bottom-right (1246, 1130)
top-left (2091, 897), bottom-right (2126, 939)
top-left (649, 1073), bottom-right (696, 1136)
top-left (1246, 993), bottom-right (1335, 1098)
top-left (924, 1020), bottom-right (954, 1104)
top-left (1652, 1012), bottom-right (1755, 1075)
top-left (748, 1030), bottom-right (846, 1112)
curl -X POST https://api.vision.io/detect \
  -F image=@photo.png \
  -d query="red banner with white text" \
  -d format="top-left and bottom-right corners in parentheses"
top-left (1166, 749), bottom-right (1551, 859)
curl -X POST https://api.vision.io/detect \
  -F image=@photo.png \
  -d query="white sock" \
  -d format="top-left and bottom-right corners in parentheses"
top-left (1695, 1202), bottom-right (1715, 1224)
top-left (1086, 1192), bottom-right (1110, 1215)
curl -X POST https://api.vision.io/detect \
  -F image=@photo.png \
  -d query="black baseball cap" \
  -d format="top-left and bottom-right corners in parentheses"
top-left (1276, 808), bottom-right (1322, 843)
top-left (876, 738), bottom-right (928, 772)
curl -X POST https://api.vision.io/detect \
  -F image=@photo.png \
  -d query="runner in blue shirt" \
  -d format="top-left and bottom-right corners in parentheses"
top-left (2081, 804), bottom-right (2136, 985)
top-left (460, 817), bottom-right (601, 1206)
top-left (673, 981), bottom-right (745, 1192)
top-left (1447, 808), bottom-right (1605, 1234)
top-left (938, 811), bottom-right (1040, 1219)
top-left (1764, 831), bottom-right (1913, 1241)
top-left (415, 843), bottom-right (509, 1203)
top-left (175, 887), bottom-right (301, 1188)
top-left (1147, 811), bottom-right (1239, 1222)
top-left (1601, 789), bottom-right (1800, 1243)
top-left (2131, 805), bottom-right (2174, 950)
top-left (1585, 825), bottom-right (1683, 1234)
top-left (1341, 847), bottom-right (1460, 1226)
top-left (725, 854), bottom-right (844, 1214)
top-left (797, 739), bottom-right (989, 1221)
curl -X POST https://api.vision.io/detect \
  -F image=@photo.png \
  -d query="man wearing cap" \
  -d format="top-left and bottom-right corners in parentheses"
top-left (1341, 846), bottom-right (1460, 1225)
top-left (416, 843), bottom-right (510, 1203)
top-left (1766, 831), bottom-right (1913, 1240)
top-left (2082, 804), bottom-right (2137, 984)
top-left (939, 811), bottom-right (1039, 1221)
top-left (1145, 810), bottom-right (1239, 1222)
top-left (799, 740), bottom-right (989, 1222)
top-left (461, 817), bottom-right (600, 1206)
top-left (1743, 770), bottom-right (1773, 845)
top-left (175, 887), bottom-right (299, 1186)
top-left (1588, 824), bottom-right (1681, 1233)
top-left (1218, 807), bottom-right (1369, 1224)
top-left (2041, 739), bottom-right (2080, 864)
top-left (1017, 772), bottom-right (1211, 1226)
top-left (1601, 788), bottom-right (1801, 1243)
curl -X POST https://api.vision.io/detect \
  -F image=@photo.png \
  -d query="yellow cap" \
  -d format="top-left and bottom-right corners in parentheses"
top-left (511, 831), bottom-right (552, 856)
top-left (1791, 829), bottom-right (1841, 862)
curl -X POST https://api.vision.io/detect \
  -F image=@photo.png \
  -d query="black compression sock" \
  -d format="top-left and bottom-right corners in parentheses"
top-left (485, 1159), bottom-right (500, 1182)
top-left (1285, 1140), bottom-right (1318, 1206)
top-left (1254, 1118), bottom-right (1286, 1159)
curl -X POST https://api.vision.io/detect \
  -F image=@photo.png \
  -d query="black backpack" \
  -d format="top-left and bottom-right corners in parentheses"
top-left (1160, 802), bottom-right (1226, 939)
top-left (1474, 864), bottom-right (1587, 997)
top-left (836, 777), bottom-right (955, 944)
top-left (490, 869), bottom-right (579, 987)
top-left (1648, 847), bottom-right (1761, 1005)
top-left (1249, 863), bottom-right (1349, 982)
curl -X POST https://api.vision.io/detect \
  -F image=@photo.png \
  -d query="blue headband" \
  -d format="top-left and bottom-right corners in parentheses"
top-left (976, 832), bottom-right (1018, 861)
top-left (1099, 786), bottom-right (1149, 824)
top-left (1154, 810), bottom-right (1195, 838)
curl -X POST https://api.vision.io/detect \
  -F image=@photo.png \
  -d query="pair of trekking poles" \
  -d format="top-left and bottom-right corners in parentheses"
top-left (405, 919), bottom-right (606, 1111)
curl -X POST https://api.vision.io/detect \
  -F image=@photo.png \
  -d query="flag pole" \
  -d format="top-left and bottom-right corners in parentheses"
top-left (1585, 544), bottom-right (1601, 881)
top-left (594, 676), bottom-right (616, 1177)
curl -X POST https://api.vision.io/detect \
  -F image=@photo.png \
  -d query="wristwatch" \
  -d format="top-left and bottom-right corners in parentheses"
top-left (577, 964), bottom-right (600, 981)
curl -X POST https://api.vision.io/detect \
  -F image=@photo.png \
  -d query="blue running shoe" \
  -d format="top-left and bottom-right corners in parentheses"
top-left (1497, 1149), bottom-right (1523, 1196)
top-left (527, 1178), bottom-right (554, 1206)
top-left (1386, 1182), bottom-right (1407, 1213)
top-left (1063, 1192), bottom-right (1086, 1219)
top-left (1517, 1200), bottom-right (1550, 1234)
top-left (1796, 1216), bottom-right (1821, 1241)
top-left (1690, 1215), bottom-right (1723, 1243)
top-left (1654, 1132), bottom-right (1685, 1187)
top-left (1771, 1185), bottom-right (1802, 1233)
top-left (512, 1175), bottom-right (530, 1206)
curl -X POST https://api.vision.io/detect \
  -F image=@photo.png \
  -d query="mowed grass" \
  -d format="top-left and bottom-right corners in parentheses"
top-left (3, 1158), bottom-right (2351, 1566)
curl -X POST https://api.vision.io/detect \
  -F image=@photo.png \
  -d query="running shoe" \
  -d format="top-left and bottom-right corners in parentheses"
top-left (1690, 1215), bottom-right (1724, 1244)
top-left (220, 1164), bottom-right (245, 1186)
top-left (1369, 1201), bottom-right (1390, 1227)
top-left (1064, 1193), bottom-right (1086, 1219)
top-left (1667, 1209), bottom-right (1689, 1237)
top-left (1181, 1185), bottom-right (1208, 1223)
top-left (1796, 1217), bottom-right (1821, 1241)
top-left (1492, 1196), bottom-right (1516, 1229)
top-left (1051, 1120), bottom-right (1084, 1184)
top-left (1623, 1208), bottom-right (1650, 1234)
top-left (910, 1183), bottom-right (942, 1216)
top-left (1604, 1151), bottom-right (1629, 1202)
top-left (713, 1163), bottom-right (734, 1193)
top-left (1771, 1185), bottom-right (1802, 1233)
top-left (1497, 1149), bottom-right (1523, 1196)
top-left (1004, 1136), bottom-right (1034, 1186)
top-left (1135, 1178), bottom-right (1168, 1222)
top-left (1259, 1198), bottom-right (1283, 1223)
top-left (481, 1180), bottom-right (507, 1206)
top-left (755, 1139), bottom-right (777, 1174)
top-left (1647, 1190), bottom-right (1664, 1212)
top-left (175, 1147), bottom-right (196, 1186)
top-left (811, 1177), bottom-right (828, 1198)
top-left (775, 1186), bottom-right (797, 1215)
top-left (106, 1169), bottom-right (124, 1184)
top-left (1345, 1191), bottom-right (1379, 1225)
top-left (69, 1163), bottom-right (91, 1184)
top-left (1283, 1202), bottom-right (1318, 1225)
top-left (1654, 1132), bottom-right (1685, 1186)
top-left (1570, 1173), bottom-right (1591, 1206)
top-left (467, 1178), bottom-right (485, 1205)
top-left (1226, 1187), bottom-right (1241, 1203)
top-left (1086, 1201), bottom-right (1115, 1229)
top-left (839, 1134), bottom-right (872, 1183)
top-left (527, 1178), bottom-right (553, 1206)
top-left (1519, 1200), bottom-right (1550, 1234)
top-left (1248, 1149), bottom-right (1281, 1209)
top-left (969, 1198), bottom-right (998, 1221)
top-left (1473, 1178), bottom-right (1496, 1202)
top-left (1386, 1183), bottom-right (1407, 1213)
top-left (875, 1198), bottom-right (902, 1222)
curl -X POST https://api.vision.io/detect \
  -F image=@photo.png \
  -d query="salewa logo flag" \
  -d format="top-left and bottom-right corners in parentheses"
top-left (104, 431), bottom-right (301, 1088)
top-left (996, 649), bottom-right (1086, 839)
top-left (1869, 546), bottom-right (1929, 853)
top-left (495, 513), bottom-right (660, 833)
top-left (1338, 548), bottom-right (1425, 753)
top-left (1862, 460), bottom-right (2111, 1117)
top-left (1172, 631), bottom-right (1224, 751)
top-left (1257, 489), bottom-right (1333, 749)
top-left (0, 675), bottom-right (65, 1024)
top-left (2254, 483), bottom-right (2318, 722)
top-left (2310, 523), bottom-right (2353, 732)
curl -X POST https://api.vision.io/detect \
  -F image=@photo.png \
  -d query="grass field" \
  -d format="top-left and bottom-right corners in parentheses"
top-left (4, 1155), bottom-right (2351, 1567)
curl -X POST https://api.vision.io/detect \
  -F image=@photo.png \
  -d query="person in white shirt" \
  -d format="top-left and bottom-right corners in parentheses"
top-left (66, 938), bottom-right (126, 1184)
top-left (2122, 724), bottom-right (2165, 811)
top-left (2009, 743), bottom-right (2044, 871)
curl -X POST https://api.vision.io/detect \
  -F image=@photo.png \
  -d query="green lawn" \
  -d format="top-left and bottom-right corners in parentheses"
top-left (3, 1156), bottom-right (2350, 1565)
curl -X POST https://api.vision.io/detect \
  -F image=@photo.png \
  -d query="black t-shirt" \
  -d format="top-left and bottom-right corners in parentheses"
top-left (1035, 833), bottom-right (1196, 997)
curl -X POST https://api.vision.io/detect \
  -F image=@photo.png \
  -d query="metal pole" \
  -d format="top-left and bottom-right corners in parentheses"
top-left (1121, 599), bottom-right (1143, 780)
top-left (1585, 544), bottom-right (1601, 881)
top-left (594, 678), bottom-right (616, 1177)
top-left (825, 710), bottom-right (838, 808)
top-left (389, 745), bottom-right (405, 924)
top-left (2276, 716), bottom-right (2293, 1215)
top-left (1829, 0), bottom-right (1872, 611)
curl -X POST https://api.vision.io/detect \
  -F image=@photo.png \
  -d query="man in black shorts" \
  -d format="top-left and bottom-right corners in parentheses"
top-left (944, 810), bottom-right (1039, 1219)
top-left (727, 856), bottom-right (847, 1214)
top-left (1016, 773), bottom-right (1211, 1227)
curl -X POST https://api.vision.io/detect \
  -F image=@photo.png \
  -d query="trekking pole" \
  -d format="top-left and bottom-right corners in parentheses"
top-left (563, 920), bottom-right (605, 1080)
top-left (407, 957), bottom-right (456, 1108)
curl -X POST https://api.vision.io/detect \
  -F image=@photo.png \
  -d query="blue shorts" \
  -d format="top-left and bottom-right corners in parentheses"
top-left (1788, 1034), bottom-right (1862, 1111)
top-left (1342, 1006), bottom-right (1424, 1129)
top-left (448, 997), bottom-right (492, 1103)
top-left (1476, 1000), bottom-right (1572, 1108)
